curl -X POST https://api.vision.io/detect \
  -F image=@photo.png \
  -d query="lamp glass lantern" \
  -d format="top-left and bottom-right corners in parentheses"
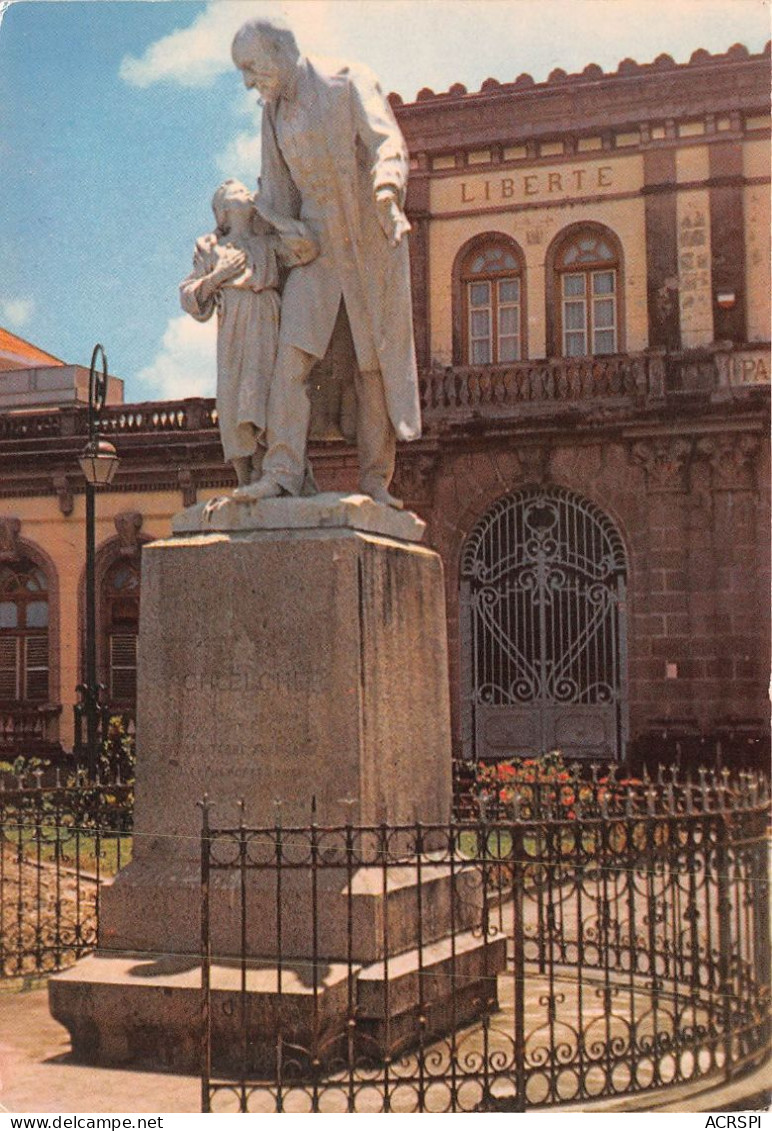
top-left (79, 438), bottom-right (120, 486)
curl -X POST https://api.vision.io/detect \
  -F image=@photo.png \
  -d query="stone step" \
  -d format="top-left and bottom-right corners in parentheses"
top-left (50, 927), bottom-right (507, 1077)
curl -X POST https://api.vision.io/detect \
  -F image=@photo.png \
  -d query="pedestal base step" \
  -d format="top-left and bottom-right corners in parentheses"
top-left (49, 931), bottom-right (507, 1076)
top-left (356, 930), bottom-right (507, 1061)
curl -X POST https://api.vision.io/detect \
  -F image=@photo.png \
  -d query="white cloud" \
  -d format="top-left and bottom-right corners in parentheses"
top-left (119, 2), bottom-right (241, 88)
top-left (119, 0), bottom-right (771, 215)
top-left (136, 315), bottom-right (217, 400)
top-left (215, 129), bottom-right (262, 180)
top-left (119, 0), bottom-right (334, 89)
top-left (1, 297), bottom-right (34, 328)
top-left (119, 0), bottom-right (771, 97)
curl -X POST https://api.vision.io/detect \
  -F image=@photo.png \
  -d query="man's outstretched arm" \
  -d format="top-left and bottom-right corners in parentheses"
top-left (347, 63), bottom-right (411, 246)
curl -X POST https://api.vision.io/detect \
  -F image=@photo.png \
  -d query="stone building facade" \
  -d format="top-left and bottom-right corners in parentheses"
top-left (0, 44), bottom-right (769, 768)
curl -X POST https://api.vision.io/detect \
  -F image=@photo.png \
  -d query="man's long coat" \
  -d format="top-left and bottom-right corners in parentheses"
top-left (258, 55), bottom-right (421, 443)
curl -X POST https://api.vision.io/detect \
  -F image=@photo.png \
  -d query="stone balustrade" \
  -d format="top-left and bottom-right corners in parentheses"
top-left (0, 704), bottom-right (62, 757)
top-left (0, 346), bottom-right (766, 442)
top-left (419, 352), bottom-right (652, 416)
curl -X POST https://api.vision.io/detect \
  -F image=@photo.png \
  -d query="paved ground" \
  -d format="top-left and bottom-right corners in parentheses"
top-left (0, 982), bottom-right (198, 1114)
top-left (3, 872), bottom-right (771, 1115)
top-left (1, 975), bottom-right (769, 1115)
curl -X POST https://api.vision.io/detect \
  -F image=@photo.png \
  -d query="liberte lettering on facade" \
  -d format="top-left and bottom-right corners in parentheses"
top-left (459, 165), bottom-right (615, 204)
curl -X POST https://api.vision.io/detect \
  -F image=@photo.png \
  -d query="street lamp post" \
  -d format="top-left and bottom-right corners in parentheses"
top-left (77, 344), bottom-right (119, 778)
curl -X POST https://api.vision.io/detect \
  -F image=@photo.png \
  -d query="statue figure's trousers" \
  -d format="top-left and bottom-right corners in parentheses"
top-left (262, 345), bottom-right (396, 497)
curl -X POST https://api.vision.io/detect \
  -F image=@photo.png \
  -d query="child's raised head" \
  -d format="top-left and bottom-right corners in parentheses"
top-left (212, 179), bottom-right (262, 236)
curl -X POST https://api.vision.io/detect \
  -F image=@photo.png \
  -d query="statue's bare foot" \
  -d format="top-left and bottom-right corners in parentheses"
top-left (232, 477), bottom-right (285, 502)
top-left (363, 484), bottom-right (404, 510)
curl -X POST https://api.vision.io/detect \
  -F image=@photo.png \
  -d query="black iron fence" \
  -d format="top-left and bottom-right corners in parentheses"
top-left (72, 705), bottom-right (136, 782)
top-left (0, 764), bottom-right (767, 1113)
top-left (0, 773), bottom-right (132, 977)
top-left (201, 770), bottom-right (770, 1113)
top-left (452, 737), bottom-right (771, 817)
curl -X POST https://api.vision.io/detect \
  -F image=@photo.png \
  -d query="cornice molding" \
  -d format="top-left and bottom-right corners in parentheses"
top-left (395, 55), bottom-right (770, 157)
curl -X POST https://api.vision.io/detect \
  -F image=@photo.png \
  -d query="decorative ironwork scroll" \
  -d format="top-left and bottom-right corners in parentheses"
top-left (460, 487), bottom-right (628, 761)
top-left (199, 772), bottom-right (771, 1113)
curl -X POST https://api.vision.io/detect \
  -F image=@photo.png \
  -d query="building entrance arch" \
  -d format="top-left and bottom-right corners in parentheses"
top-left (460, 486), bottom-right (628, 762)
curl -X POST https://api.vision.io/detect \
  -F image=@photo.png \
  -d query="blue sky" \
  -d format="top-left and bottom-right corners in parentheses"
top-left (1, 0), bottom-right (769, 403)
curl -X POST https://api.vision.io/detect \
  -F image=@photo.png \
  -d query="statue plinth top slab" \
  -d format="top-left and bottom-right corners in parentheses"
top-left (171, 491), bottom-right (426, 542)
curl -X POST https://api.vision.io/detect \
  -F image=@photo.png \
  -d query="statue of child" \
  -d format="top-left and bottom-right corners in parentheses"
top-left (180, 178), bottom-right (317, 491)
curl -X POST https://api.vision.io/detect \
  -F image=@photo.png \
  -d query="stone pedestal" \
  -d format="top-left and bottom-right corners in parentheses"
top-left (50, 931), bottom-right (507, 1075)
top-left (50, 495), bottom-right (505, 1073)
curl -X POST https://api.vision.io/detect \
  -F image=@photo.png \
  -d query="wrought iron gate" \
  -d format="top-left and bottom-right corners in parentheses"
top-left (460, 486), bottom-right (628, 762)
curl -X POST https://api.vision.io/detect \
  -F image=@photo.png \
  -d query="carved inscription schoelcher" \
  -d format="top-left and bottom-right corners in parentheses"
top-left (181, 668), bottom-right (323, 694)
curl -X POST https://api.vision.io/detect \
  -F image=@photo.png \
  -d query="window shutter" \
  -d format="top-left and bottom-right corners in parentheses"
top-left (24, 634), bottom-right (49, 701)
top-left (0, 637), bottom-right (19, 700)
top-left (110, 633), bottom-right (137, 702)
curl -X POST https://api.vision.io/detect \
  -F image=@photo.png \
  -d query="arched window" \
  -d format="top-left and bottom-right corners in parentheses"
top-left (460, 238), bottom-right (524, 364)
top-left (102, 558), bottom-right (140, 706)
top-left (554, 228), bottom-right (621, 357)
top-left (0, 559), bottom-right (49, 703)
